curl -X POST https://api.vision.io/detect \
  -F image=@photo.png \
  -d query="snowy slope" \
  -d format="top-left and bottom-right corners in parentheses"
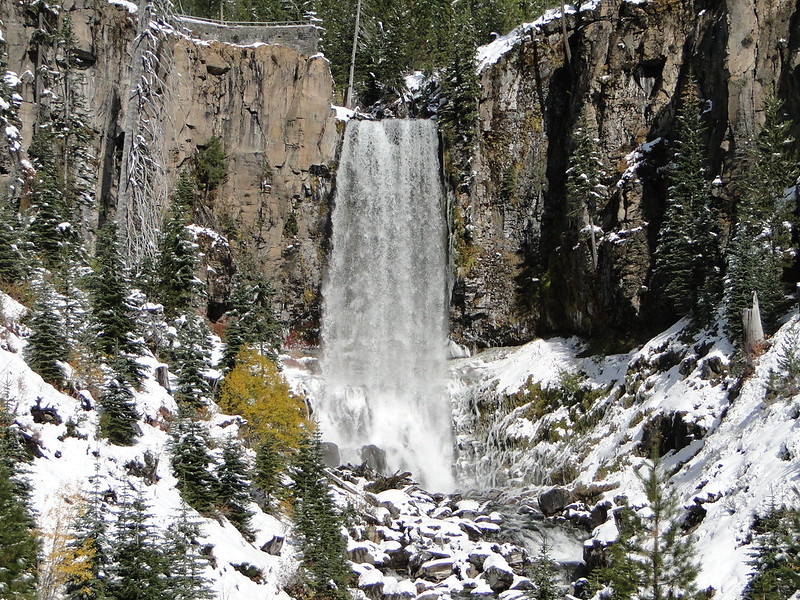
top-left (0, 291), bottom-right (296, 600)
top-left (449, 313), bottom-right (800, 599)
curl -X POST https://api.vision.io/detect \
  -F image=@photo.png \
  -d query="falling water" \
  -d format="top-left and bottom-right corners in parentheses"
top-left (320, 119), bottom-right (455, 491)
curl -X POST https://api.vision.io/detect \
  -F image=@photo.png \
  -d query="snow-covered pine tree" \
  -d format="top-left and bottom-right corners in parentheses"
top-left (221, 273), bottom-right (282, 371)
top-left (254, 432), bottom-right (284, 511)
top-left (216, 439), bottom-right (254, 539)
top-left (162, 502), bottom-right (214, 600)
top-left (63, 475), bottom-right (110, 600)
top-left (0, 404), bottom-right (38, 600)
top-left (439, 0), bottom-right (480, 180)
top-left (291, 430), bottom-right (350, 600)
top-left (106, 489), bottom-right (167, 600)
top-left (726, 90), bottom-right (798, 338)
top-left (98, 356), bottom-right (140, 446)
top-left (0, 195), bottom-right (28, 287)
top-left (653, 81), bottom-right (719, 326)
top-left (88, 221), bottom-right (143, 386)
top-left (743, 504), bottom-right (800, 600)
top-left (170, 411), bottom-right (218, 515)
top-left (25, 275), bottom-right (69, 387)
top-left (173, 315), bottom-right (213, 411)
top-left (565, 121), bottom-right (607, 271)
top-left (155, 171), bottom-right (202, 320)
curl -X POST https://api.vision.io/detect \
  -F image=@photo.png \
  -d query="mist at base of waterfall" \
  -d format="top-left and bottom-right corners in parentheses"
top-left (320, 119), bottom-right (455, 492)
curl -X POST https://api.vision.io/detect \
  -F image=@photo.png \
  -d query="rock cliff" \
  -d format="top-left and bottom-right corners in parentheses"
top-left (0, 0), bottom-right (338, 342)
top-left (451, 0), bottom-right (800, 348)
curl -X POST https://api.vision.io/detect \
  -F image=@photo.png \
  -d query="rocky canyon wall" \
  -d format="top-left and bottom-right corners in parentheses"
top-left (0, 0), bottom-right (338, 342)
top-left (451, 0), bottom-right (800, 349)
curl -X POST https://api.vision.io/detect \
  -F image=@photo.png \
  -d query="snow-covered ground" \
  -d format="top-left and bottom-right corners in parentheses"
top-left (448, 311), bottom-right (800, 599)
top-left (0, 291), bottom-right (295, 600)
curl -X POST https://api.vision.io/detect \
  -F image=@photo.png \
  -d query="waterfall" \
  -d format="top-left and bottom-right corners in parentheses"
top-left (320, 119), bottom-right (455, 492)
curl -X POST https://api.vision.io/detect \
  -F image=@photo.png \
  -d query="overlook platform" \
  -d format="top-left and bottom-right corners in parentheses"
top-left (176, 14), bottom-right (320, 54)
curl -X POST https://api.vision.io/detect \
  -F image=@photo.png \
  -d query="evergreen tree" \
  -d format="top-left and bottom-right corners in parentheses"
top-left (565, 122), bottom-right (608, 272)
top-left (439, 0), bottom-right (480, 180)
top-left (653, 82), bottom-right (719, 326)
top-left (173, 315), bottom-right (213, 411)
top-left (744, 504), bottom-right (800, 600)
top-left (98, 356), bottom-right (140, 446)
top-left (0, 405), bottom-right (38, 600)
top-left (26, 127), bottom-right (68, 272)
top-left (221, 273), bottom-right (282, 371)
top-left (291, 430), bottom-right (349, 599)
top-left (589, 506), bottom-right (642, 600)
top-left (0, 196), bottom-right (27, 286)
top-left (89, 221), bottom-right (143, 386)
top-left (25, 276), bottom-right (69, 387)
top-left (170, 412), bottom-right (218, 515)
top-left (636, 457), bottom-right (699, 600)
top-left (726, 91), bottom-right (798, 338)
top-left (62, 484), bottom-right (110, 600)
top-left (106, 490), bottom-right (167, 600)
top-left (216, 439), bottom-right (253, 538)
top-left (163, 503), bottom-right (214, 600)
top-left (155, 172), bottom-right (202, 320)
top-left (528, 542), bottom-right (562, 600)
top-left (254, 432), bottom-right (284, 511)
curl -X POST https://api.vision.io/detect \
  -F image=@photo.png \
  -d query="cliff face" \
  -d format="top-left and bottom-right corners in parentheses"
top-left (1, 0), bottom-right (338, 341)
top-left (451, 0), bottom-right (800, 348)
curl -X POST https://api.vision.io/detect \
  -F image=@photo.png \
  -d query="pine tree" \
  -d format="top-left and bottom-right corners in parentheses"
top-left (170, 412), bottom-right (218, 515)
top-left (63, 477), bottom-right (110, 600)
top-left (0, 196), bottom-right (27, 286)
top-left (155, 172), bottom-right (202, 320)
top-left (173, 315), bottom-right (213, 411)
top-left (291, 430), bottom-right (349, 599)
top-left (589, 506), bottom-right (642, 600)
top-left (0, 406), bottom-right (38, 600)
top-left (636, 457), bottom-right (699, 600)
top-left (163, 503), bottom-right (214, 600)
top-left (106, 490), bottom-right (167, 600)
top-left (439, 0), bottom-right (480, 179)
top-left (254, 432), bottom-right (284, 511)
top-left (653, 82), bottom-right (719, 326)
top-left (744, 505), bottom-right (800, 600)
top-left (528, 543), bottom-right (562, 600)
top-left (98, 356), bottom-right (140, 446)
top-left (221, 272), bottom-right (282, 371)
top-left (216, 439), bottom-right (253, 538)
top-left (25, 275), bottom-right (69, 386)
top-left (89, 221), bottom-right (143, 386)
top-left (565, 122), bottom-right (608, 272)
top-left (726, 90), bottom-right (798, 338)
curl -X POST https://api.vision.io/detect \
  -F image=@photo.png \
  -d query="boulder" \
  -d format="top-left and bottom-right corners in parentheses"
top-left (361, 444), bottom-right (388, 473)
top-left (321, 442), bottom-right (340, 467)
top-left (260, 535), bottom-right (284, 556)
top-left (538, 487), bottom-right (573, 516)
top-left (419, 558), bottom-right (455, 582)
top-left (482, 554), bottom-right (514, 593)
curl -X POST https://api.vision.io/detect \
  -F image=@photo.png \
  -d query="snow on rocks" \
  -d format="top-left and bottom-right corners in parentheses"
top-left (332, 470), bottom-right (532, 600)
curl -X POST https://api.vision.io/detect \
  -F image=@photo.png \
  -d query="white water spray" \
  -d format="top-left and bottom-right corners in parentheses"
top-left (320, 119), bottom-right (455, 491)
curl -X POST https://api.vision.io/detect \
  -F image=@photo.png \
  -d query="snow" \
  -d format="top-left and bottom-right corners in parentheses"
top-left (0, 291), bottom-right (293, 598)
top-left (107, 0), bottom-right (138, 13)
top-left (475, 5), bottom-right (577, 72)
top-left (4, 71), bottom-right (21, 88)
top-left (333, 104), bottom-right (356, 121)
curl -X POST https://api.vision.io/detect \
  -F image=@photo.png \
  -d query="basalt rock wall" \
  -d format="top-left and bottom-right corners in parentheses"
top-left (451, 0), bottom-right (800, 349)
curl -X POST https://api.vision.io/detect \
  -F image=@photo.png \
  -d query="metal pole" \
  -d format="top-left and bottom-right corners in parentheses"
top-left (345, 0), bottom-right (362, 109)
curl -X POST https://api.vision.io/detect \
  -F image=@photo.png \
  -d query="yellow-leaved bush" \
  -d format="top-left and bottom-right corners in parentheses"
top-left (218, 347), bottom-right (310, 451)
